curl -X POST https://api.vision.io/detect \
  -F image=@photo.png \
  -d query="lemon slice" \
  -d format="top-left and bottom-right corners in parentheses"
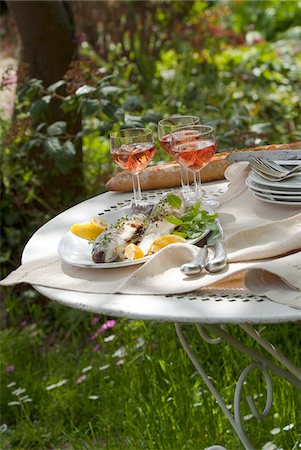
top-left (90, 216), bottom-right (108, 229)
top-left (70, 221), bottom-right (106, 240)
top-left (124, 243), bottom-right (145, 261)
top-left (150, 234), bottom-right (186, 253)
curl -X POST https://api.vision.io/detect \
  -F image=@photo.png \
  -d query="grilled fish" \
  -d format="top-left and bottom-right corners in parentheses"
top-left (92, 213), bottom-right (146, 263)
top-left (138, 192), bottom-right (186, 255)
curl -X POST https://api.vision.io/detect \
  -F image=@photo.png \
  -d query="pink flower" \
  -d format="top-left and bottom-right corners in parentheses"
top-left (100, 319), bottom-right (116, 332)
top-left (5, 365), bottom-right (15, 373)
top-left (91, 319), bottom-right (116, 340)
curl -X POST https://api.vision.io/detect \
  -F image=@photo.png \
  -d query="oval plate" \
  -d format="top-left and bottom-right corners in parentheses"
top-left (57, 207), bottom-right (209, 269)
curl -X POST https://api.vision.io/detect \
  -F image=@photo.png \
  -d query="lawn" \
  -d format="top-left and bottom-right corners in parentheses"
top-left (1, 288), bottom-right (300, 449)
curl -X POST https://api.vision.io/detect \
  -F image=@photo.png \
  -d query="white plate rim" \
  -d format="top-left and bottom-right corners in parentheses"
top-left (246, 176), bottom-right (301, 195)
top-left (251, 191), bottom-right (301, 206)
top-left (250, 190), bottom-right (301, 200)
top-left (249, 168), bottom-right (301, 189)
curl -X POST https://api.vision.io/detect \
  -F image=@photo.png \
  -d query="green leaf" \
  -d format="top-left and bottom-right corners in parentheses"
top-left (75, 85), bottom-right (96, 96)
top-left (166, 194), bottom-right (182, 209)
top-left (98, 74), bottom-right (114, 85)
top-left (47, 121), bottom-right (67, 136)
top-left (123, 95), bottom-right (143, 112)
top-left (43, 138), bottom-right (76, 174)
top-left (80, 98), bottom-right (100, 116)
top-left (44, 137), bottom-right (62, 155)
top-left (124, 113), bottom-right (143, 127)
top-left (191, 202), bottom-right (201, 216)
top-left (30, 99), bottom-right (48, 118)
top-left (61, 96), bottom-right (79, 112)
top-left (62, 140), bottom-right (76, 154)
top-left (29, 78), bottom-right (44, 90)
top-left (42, 95), bottom-right (52, 104)
top-left (179, 212), bottom-right (193, 222)
top-left (36, 122), bottom-right (46, 132)
top-left (165, 216), bottom-right (183, 225)
top-left (47, 80), bottom-right (66, 92)
top-left (100, 85), bottom-right (122, 96)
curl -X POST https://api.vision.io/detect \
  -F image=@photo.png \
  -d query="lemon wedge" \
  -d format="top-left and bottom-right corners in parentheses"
top-left (124, 243), bottom-right (145, 261)
top-left (150, 234), bottom-right (186, 253)
top-left (70, 218), bottom-right (107, 241)
top-left (90, 216), bottom-right (108, 229)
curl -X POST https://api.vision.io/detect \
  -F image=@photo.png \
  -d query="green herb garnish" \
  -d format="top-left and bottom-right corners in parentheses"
top-left (166, 202), bottom-right (218, 239)
top-left (166, 193), bottom-right (182, 209)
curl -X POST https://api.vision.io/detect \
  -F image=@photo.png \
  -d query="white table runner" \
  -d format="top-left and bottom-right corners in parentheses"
top-left (1, 162), bottom-right (301, 309)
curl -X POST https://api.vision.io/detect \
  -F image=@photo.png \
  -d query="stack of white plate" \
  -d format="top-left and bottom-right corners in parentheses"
top-left (246, 160), bottom-right (301, 206)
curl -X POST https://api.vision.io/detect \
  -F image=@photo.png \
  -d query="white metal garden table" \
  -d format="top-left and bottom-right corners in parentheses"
top-left (21, 180), bottom-right (301, 450)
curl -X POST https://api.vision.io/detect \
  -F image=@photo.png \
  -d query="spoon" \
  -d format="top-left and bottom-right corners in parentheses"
top-left (180, 246), bottom-right (209, 276)
top-left (180, 219), bottom-right (228, 276)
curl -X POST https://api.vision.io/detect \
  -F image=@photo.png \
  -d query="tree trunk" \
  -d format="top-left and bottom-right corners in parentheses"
top-left (6, 0), bottom-right (76, 86)
top-left (7, 0), bottom-right (84, 209)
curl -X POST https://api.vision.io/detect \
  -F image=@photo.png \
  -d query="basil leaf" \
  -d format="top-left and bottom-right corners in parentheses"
top-left (165, 216), bottom-right (183, 225)
top-left (180, 212), bottom-right (193, 222)
top-left (167, 194), bottom-right (182, 209)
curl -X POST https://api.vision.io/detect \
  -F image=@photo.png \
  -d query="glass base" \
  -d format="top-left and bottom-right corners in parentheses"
top-left (202, 198), bottom-right (220, 211)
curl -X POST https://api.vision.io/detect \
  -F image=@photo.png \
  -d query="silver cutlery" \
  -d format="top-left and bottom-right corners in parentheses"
top-left (180, 218), bottom-right (227, 276)
top-left (180, 246), bottom-right (209, 276)
top-left (205, 218), bottom-right (228, 273)
top-left (250, 157), bottom-right (301, 181)
top-left (254, 158), bottom-right (301, 175)
top-left (131, 202), bottom-right (154, 215)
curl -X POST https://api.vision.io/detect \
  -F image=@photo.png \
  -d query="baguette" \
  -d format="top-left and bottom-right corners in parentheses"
top-left (106, 141), bottom-right (301, 192)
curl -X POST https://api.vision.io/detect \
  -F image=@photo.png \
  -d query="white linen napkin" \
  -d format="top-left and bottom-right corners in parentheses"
top-left (1, 162), bottom-right (301, 309)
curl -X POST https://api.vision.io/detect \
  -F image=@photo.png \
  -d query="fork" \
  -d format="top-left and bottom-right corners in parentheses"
top-left (131, 202), bottom-right (154, 215)
top-left (253, 156), bottom-right (301, 174)
top-left (250, 157), bottom-right (301, 181)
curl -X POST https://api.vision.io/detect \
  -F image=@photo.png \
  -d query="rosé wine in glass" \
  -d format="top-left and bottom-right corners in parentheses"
top-left (158, 116), bottom-right (200, 191)
top-left (111, 142), bottom-right (155, 173)
top-left (171, 125), bottom-right (217, 206)
top-left (110, 128), bottom-right (155, 207)
top-left (158, 134), bottom-right (173, 156)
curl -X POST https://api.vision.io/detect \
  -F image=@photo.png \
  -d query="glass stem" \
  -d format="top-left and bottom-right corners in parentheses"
top-left (180, 166), bottom-right (190, 191)
top-left (132, 172), bottom-right (142, 205)
top-left (193, 171), bottom-right (203, 203)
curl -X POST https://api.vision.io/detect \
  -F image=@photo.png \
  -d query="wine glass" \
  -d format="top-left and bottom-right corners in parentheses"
top-left (110, 128), bottom-right (155, 208)
top-left (170, 124), bottom-right (218, 208)
top-left (158, 115), bottom-right (200, 193)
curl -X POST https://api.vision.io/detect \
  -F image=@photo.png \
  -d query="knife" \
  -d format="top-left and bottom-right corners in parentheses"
top-left (227, 149), bottom-right (301, 163)
top-left (205, 218), bottom-right (228, 273)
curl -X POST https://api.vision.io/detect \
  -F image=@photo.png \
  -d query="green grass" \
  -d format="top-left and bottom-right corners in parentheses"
top-left (1, 288), bottom-right (301, 450)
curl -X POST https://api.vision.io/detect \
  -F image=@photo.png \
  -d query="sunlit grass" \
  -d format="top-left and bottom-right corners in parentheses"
top-left (1, 289), bottom-right (300, 449)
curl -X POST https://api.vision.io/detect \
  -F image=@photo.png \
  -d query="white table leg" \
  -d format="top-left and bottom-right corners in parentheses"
top-left (174, 323), bottom-right (300, 450)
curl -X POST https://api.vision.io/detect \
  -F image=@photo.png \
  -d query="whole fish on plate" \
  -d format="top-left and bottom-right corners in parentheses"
top-left (138, 192), bottom-right (186, 255)
top-left (92, 213), bottom-right (146, 263)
